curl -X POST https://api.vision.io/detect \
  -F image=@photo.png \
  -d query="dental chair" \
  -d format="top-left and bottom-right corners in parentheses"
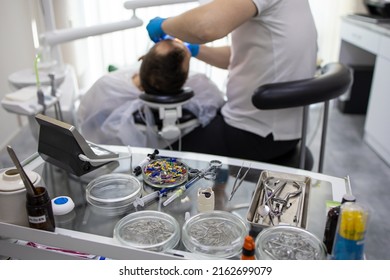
top-left (252, 62), bottom-right (352, 172)
top-left (133, 87), bottom-right (199, 141)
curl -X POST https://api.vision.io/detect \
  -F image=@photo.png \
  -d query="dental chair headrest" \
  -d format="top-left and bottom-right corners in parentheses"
top-left (139, 87), bottom-right (194, 104)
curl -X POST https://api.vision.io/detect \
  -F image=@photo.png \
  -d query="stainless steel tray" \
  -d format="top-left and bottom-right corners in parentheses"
top-left (246, 170), bottom-right (311, 230)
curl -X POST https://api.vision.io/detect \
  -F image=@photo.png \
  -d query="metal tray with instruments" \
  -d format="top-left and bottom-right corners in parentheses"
top-left (246, 170), bottom-right (311, 230)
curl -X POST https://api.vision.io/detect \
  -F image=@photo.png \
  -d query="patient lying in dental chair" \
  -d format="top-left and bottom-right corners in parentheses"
top-left (76, 38), bottom-right (225, 148)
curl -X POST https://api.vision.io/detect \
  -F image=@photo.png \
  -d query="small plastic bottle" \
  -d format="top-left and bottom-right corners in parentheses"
top-left (197, 187), bottom-right (215, 213)
top-left (323, 193), bottom-right (356, 254)
top-left (26, 186), bottom-right (56, 232)
top-left (51, 196), bottom-right (75, 227)
top-left (332, 202), bottom-right (369, 260)
top-left (241, 235), bottom-right (256, 260)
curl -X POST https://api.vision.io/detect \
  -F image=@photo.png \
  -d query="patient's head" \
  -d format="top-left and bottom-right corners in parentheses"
top-left (139, 39), bottom-right (191, 95)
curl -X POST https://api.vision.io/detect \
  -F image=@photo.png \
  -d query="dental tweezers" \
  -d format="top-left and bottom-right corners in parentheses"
top-left (228, 162), bottom-right (251, 201)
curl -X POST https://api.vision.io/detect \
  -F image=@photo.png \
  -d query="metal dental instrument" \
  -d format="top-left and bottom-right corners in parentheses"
top-left (229, 162), bottom-right (251, 201)
top-left (263, 185), bottom-right (274, 226)
top-left (185, 160), bottom-right (222, 189)
top-left (163, 160), bottom-right (222, 207)
top-left (274, 181), bottom-right (302, 211)
top-left (7, 145), bottom-right (38, 196)
top-left (263, 181), bottom-right (287, 205)
top-left (264, 182), bottom-right (275, 225)
top-left (263, 180), bottom-right (302, 224)
top-left (293, 186), bottom-right (304, 225)
top-left (257, 204), bottom-right (270, 224)
top-left (255, 180), bottom-right (287, 224)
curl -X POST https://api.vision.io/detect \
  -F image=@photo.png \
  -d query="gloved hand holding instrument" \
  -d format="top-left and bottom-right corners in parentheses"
top-left (147, 17), bottom-right (199, 57)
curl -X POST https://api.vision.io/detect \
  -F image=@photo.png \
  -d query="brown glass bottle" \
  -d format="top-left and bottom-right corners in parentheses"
top-left (323, 194), bottom-right (355, 254)
top-left (26, 186), bottom-right (55, 232)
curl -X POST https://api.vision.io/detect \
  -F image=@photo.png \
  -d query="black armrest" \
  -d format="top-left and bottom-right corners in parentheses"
top-left (139, 87), bottom-right (194, 104)
top-left (252, 63), bottom-right (352, 110)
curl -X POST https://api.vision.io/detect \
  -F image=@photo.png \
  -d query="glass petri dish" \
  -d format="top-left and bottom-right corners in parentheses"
top-left (113, 210), bottom-right (180, 252)
top-left (255, 225), bottom-right (327, 260)
top-left (85, 173), bottom-right (142, 216)
top-left (142, 158), bottom-right (188, 189)
top-left (182, 211), bottom-right (248, 258)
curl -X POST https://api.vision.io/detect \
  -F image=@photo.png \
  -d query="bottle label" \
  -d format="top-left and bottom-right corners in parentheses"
top-left (332, 234), bottom-right (365, 260)
top-left (28, 215), bottom-right (47, 224)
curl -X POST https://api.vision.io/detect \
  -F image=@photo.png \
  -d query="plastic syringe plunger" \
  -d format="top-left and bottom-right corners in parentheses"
top-left (133, 191), bottom-right (159, 208)
top-left (133, 186), bottom-right (172, 208)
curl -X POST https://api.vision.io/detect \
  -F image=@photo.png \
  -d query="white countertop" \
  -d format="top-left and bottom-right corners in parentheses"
top-left (343, 15), bottom-right (390, 37)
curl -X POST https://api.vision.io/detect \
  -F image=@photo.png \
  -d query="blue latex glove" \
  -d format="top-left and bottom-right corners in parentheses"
top-left (185, 43), bottom-right (200, 57)
top-left (162, 35), bottom-right (199, 57)
top-left (146, 17), bottom-right (167, 43)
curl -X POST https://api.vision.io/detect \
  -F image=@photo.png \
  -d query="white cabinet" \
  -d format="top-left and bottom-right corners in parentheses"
top-left (364, 56), bottom-right (390, 165)
top-left (379, 35), bottom-right (390, 60)
top-left (340, 20), bottom-right (380, 54)
top-left (340, 18), bottom-right (390, 165)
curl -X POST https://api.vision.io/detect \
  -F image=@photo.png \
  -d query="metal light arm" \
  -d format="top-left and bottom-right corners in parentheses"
top-left (38, 0), bottom-right (143, 65)
top-left (124, 0), bottom-right (199, 10)
top-left (40, 16), bottom-right (143, 46)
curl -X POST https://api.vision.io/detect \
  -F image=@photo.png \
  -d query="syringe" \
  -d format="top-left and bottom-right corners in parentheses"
top-left (133, 149), bottom-right (159, 176)
top-left (163, 160), bottom-right (222, 207)
top-left (133, 187), bottom-right (171, 208)
top-left (133, 191), bottom-right (158, 208)
top-left (163, 186), bottom-right (186, 207)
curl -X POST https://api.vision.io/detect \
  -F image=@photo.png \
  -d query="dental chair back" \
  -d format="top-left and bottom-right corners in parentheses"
top-left (252, 62), bottom-right (352, 172)
top-left (134, 87), bottom-right (199, 141)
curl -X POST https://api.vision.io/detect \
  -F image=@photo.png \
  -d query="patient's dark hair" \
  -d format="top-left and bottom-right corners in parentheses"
top-left (139, 39), bottom-right (189, 95)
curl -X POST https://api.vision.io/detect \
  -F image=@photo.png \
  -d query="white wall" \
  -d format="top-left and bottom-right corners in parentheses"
top-left (0, 0), bottom-right (36, 149)
top-left (309, 0), bottom-right (367, 64)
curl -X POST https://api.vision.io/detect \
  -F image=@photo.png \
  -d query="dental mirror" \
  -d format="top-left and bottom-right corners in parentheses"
top-left (258, 204), bottom-right (270, 217)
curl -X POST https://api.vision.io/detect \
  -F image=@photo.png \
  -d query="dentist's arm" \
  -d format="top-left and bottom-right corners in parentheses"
top-left (147, 0), bottom-right (257, 44)
top-left (196, 45), bottom-right (231, 70)
top-left (162, 0), bottom-right (257, 43)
